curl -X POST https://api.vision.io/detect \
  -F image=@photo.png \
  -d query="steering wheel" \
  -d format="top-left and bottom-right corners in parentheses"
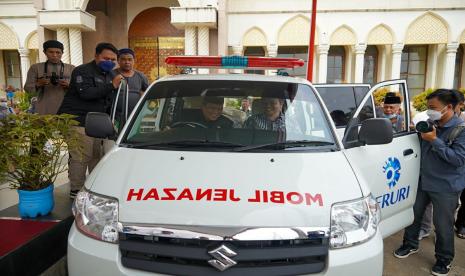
top-left (171, 121), bottom-right (208, 129)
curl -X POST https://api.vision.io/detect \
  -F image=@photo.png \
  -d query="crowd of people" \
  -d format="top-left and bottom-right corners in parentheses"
top-left (2, 37), bottom-right (465, 276)
top-left (4, 40), bottom-right (149, 199)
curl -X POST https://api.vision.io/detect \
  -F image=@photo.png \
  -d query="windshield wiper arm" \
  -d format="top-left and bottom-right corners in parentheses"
top-left (233, 140), bottom-right (335, 152)
top-left (126, 140), bottom-right (244, 149)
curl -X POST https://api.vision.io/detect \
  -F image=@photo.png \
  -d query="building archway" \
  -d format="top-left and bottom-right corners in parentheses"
top-left (405, 12), bottom-right (448, 44)
top-left (0, 22), bottom-right (21, 89)
top-left (278, 15), bottom-right (318, 46)
top-left (367, 24), bottom-right (394, 45)
top-left (242, 27), bottom-right (267, 47)
top-left (128, 7), bottom-right (184, 81)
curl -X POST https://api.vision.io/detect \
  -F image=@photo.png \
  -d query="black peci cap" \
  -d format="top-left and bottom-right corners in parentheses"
top-left (43, 40), bottom-right (64, 51)
top-left (384, 92), bottom-right (401, 104)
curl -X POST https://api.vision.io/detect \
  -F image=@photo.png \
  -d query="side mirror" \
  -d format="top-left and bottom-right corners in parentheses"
top-left (359, 118), bottom-right (393, 145)
top-left (85, 112), bottom-right (115, 139)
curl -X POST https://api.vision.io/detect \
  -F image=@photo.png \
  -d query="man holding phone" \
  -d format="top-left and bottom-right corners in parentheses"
top-left (24, 40), bottom-right (74, 115)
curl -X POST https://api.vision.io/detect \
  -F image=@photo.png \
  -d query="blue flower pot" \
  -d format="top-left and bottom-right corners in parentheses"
top-left (17, 185), bottom-right (54, 218)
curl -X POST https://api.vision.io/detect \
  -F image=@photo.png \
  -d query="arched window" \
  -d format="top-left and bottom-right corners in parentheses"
top-left (453, 45), bottom-right (463, 89)
top-left (327, 46), bottom-right (345, 84)
top-left (244, 46), bottom-right (265, 75)
top-left (400, 45), bottom-right (427, 96)
top-left (2, 51), bottom-right (21, 90)
top-left (363, 45), bottom-right (378, 84)
top-left (277, 46), bottom-right (308, 78)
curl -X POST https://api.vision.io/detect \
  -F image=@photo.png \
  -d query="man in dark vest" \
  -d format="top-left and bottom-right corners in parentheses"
top-left (58, 42), bottom-right (123, 198)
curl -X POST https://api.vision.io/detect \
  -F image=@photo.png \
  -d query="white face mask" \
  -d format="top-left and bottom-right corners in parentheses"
top-left (426, 106), bottom-right (447, 121)
top-left (384, 113), bottom-right (397, 119)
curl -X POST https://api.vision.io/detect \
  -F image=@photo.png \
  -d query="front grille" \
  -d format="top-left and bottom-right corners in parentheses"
top-left (119, 232), bottom-right (328, 276)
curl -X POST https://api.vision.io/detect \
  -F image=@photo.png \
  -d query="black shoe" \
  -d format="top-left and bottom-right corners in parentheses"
top-left (457, 226), bottom-right (465, 239)
top-left (393, 244), bottom-right (418, 259)
top-left (70, 190), bottom-right (79, 199)
top-left (431, 259), bottom-right (451, 276)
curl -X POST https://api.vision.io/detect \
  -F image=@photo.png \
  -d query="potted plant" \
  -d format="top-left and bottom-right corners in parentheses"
top-left (0, 113), bottom-right (81, 218)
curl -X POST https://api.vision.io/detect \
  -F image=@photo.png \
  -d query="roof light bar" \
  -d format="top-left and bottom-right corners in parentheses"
top-left (165, 56), bottom-right (305, 69)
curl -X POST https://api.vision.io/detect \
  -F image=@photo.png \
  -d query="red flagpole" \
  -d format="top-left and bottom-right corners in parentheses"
top-left (307, 0), bottom-right (318, 81)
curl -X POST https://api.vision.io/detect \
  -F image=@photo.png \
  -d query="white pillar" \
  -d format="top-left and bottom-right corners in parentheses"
top-left (232, 45), bottom-right (243, 56)
top-left (184, 26), bottom-right (197, 56)
top-left (197, 26), bottom-right (210, 74)
top-left (69, 28), bottom-right (83, 66)
top-left (378, 46), bottom-right (386, 81)
top-left (426, 45), bottom-right (438, 88)
top-left (391, 43), bottom-right (404, 79)
top-left (57, 27), bottom-right (70, 64)
top-left (345, 47), bottom-right (352, 83)
top-left (267, 44), bottom-right (278, 75)
top-left (232, 45), bottom-right (243, 73)
top-left (354, 43), bottom-right (367, 83)
top-left (317, 44), bottom-right (330, 83)
top-left (18, 48), bottom-right (30, 88)
top-left (443, 42), bottom-right (459, 89)
top-left (197, 26), bottom-right (209, 56)
top-left (267, 44), bottom-right (278, 57)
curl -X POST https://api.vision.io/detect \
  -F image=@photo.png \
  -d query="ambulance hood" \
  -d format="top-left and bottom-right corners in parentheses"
top-left (88, 148), bottom-right (362, 227)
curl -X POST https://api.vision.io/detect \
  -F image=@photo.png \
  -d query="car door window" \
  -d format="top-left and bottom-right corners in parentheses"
top-left (344, 80), bottom-right (412, 147)
top-left (316, 85), bottom-right (374, 128)
top-left (373, 84), bottom-right (409, 135)
top-left (316, 86), bottom-right (357, 127)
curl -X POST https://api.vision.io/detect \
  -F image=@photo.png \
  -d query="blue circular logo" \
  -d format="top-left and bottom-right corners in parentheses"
top-left (383, 157), bottom-right (401, 188)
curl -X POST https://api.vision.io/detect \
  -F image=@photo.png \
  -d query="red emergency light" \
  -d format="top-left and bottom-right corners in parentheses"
top-left (165, 56), bottom-right (305, 69)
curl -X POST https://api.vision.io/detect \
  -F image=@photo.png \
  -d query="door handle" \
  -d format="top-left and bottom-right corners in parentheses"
top-left (403, 149), bottom-right (414, 156)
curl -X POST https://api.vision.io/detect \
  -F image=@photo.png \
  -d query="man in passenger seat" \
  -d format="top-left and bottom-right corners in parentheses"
top-left (382, 92), bottom-right (404, 133)
top-left (186, 97), bottom-right (233, 128)
top-left (244, 97), bottom-right (290, 131)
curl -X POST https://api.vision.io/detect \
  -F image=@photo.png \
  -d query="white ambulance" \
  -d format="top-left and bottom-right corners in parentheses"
top-left (68, 56), bottom-right (420, 276)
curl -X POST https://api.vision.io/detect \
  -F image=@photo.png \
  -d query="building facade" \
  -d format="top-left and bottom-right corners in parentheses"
top-left (0, 0), bottom-right (464, 97)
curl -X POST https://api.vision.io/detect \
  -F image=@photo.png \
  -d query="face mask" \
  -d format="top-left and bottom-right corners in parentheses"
top-left (384, 113), bottom-right (397, 119)
top-left (426, 106), bottom-right (447, 121)
top-left (98, 60), bottom-right (115, 72)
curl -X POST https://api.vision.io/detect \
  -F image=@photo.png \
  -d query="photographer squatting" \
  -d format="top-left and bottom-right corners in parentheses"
top-left (394, 89), bottom-right (465, 276)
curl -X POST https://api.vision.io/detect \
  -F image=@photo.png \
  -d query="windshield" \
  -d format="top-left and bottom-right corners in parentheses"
top-left (123, 80), bottom-right (336, 152)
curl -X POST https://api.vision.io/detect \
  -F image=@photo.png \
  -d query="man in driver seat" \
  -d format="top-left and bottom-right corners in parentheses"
top-left (185, 97), bottom-right (233, 128)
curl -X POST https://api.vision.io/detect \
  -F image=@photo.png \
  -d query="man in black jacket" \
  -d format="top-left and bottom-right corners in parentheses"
top-left (59, 42), bottom-right (123, 198)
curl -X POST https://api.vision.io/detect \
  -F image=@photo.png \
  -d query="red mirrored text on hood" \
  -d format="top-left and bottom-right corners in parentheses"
top-left (127, 187), bottom-right (324, 207)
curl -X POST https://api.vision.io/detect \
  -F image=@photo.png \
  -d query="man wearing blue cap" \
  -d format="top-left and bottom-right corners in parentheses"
top-left (113, 48), bottom-right (149, 114)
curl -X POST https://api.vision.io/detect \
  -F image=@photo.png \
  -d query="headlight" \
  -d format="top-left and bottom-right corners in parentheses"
top-left (73, 188), bottom-right (119, 243)
top-left (330, 195), bottom-right (380, 249)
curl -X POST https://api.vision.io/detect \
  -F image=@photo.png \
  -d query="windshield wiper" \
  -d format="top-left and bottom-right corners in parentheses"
top-left (125, 140), bottom-right (244, 149)
top-left (233, 140), bottom-right (335, 152)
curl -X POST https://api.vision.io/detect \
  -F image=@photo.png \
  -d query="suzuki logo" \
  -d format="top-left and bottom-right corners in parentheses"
top-left (208, 244), bottom-right (237, 271)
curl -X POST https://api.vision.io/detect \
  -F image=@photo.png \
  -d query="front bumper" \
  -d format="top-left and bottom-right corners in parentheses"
top-left (68, 222), bottom-right (383, 276)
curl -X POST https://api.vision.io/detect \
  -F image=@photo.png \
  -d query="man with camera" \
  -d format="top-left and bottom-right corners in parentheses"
top-left (394, 89), bottom-right (465, 275)
top-left (24, 40), bottom-right (74, 115)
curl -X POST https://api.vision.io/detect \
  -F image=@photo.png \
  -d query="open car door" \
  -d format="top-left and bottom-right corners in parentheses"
top-left (342, 79), bottom-right (420, 238)
top-left (103, 80), bottom-right (130, 154)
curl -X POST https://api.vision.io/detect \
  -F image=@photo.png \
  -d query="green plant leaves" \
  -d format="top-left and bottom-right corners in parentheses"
top-left (0, 113), bottom-right (82, 191)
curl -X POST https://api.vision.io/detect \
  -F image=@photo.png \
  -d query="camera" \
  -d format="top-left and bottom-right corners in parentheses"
top-left (415, 120), bottom-right (435, 133)
top-left (49, 72), bottom-right (59, 86)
